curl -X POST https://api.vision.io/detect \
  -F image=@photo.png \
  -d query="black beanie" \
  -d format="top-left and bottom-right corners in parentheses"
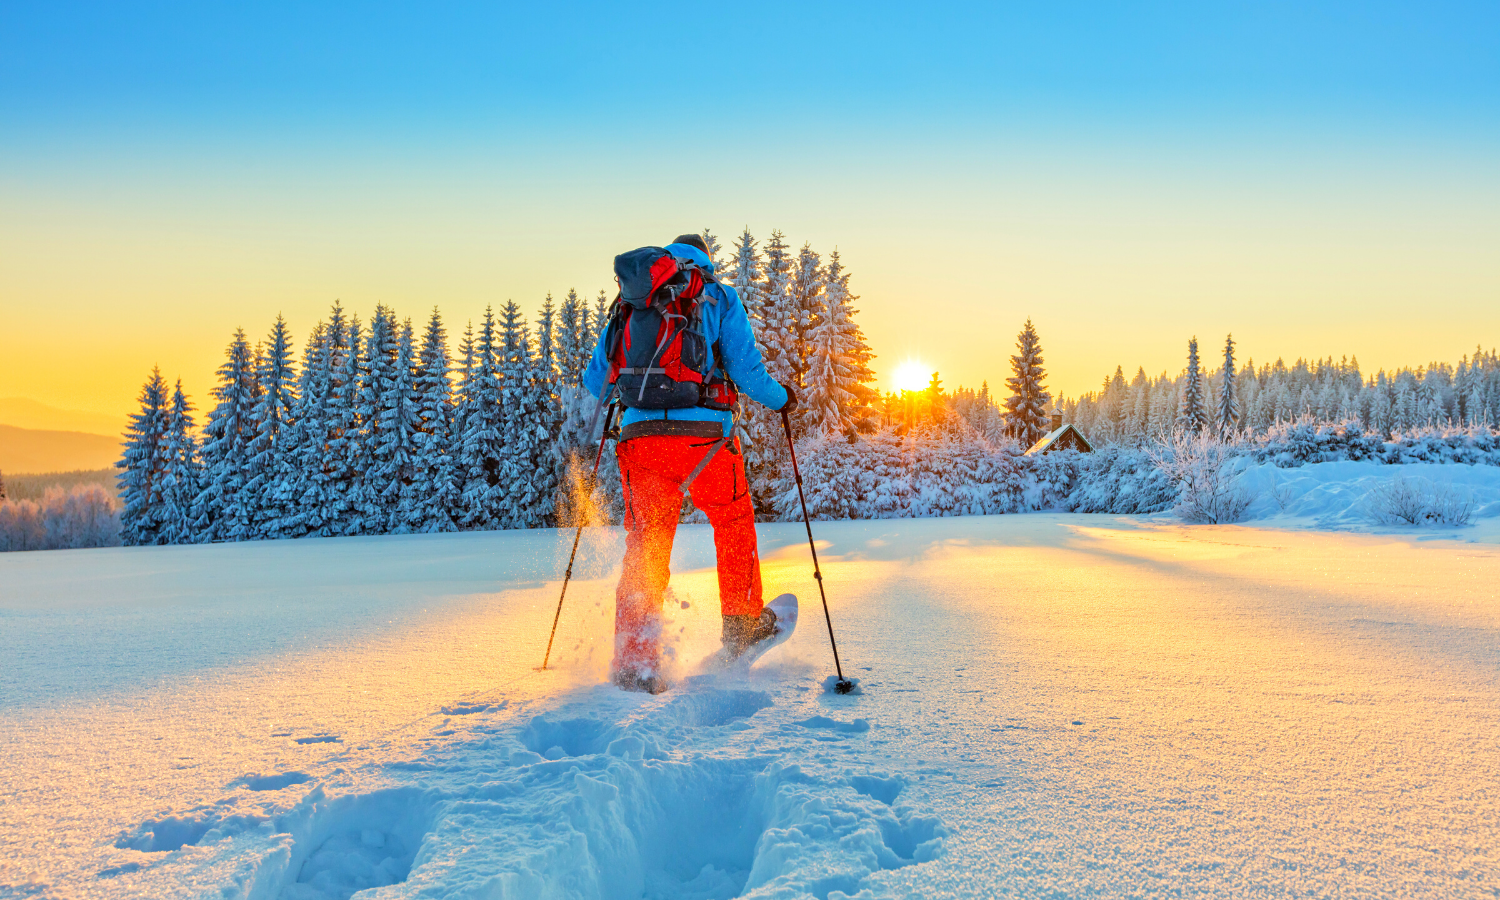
top-left (671, 233), bottom-right (709, 254)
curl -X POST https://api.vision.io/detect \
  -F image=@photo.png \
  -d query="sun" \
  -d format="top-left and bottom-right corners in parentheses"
top-left (892, 359), bottom-right (931, 393)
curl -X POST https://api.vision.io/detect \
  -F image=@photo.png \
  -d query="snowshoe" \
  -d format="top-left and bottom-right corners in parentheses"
top-left (702, 594), bottom-right (798, 672)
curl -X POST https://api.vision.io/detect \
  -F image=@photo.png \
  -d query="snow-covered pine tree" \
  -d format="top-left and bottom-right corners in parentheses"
top-left (592, 291), bottom-right (610, 345)
top-left (246, 316), bottom-right (297, 538)
top-left (354, 307), bottom-right (400, 533)
top-left (790, 243), bottom-right (824, 394)
top-left (1178, 337), bottom-right (1208, 435)
top-left (1003, 318), bottom-right (1051, 447)
top-left (117, 367), bottom-right (170, 545)
top-left (557, 289), bottom-right (589, 384)
top-left (448, 321), bottom-right (477, 522)
top-left (1217, 334), bottom-right (1240, 439)
top-left (726, 228), bottom-right (764, 324)
top-left (700, 228), bottom-right (723, 270)
top-left (411, 308), bottom-right (460, 533)
top-left (281, 311), bottom-right (343, 537)
top-left (496, 300), bottom-right (558, 529)
top-left (327, 315), bottom-right (365, 535)
top-left (159, 379), bottom-right (201, 544)
top-left (757, 231), bottom-right (797, 386)
top-left (379, 319), bottom-right (421, 533)
top-left (194, 329), bottom-right (260, 542)
top-left (738, 230), bottom-right (797, 508)
top-left (458, 308), bottom-right (506, 529)
top-left (802, 250), bottom-right (875, 436)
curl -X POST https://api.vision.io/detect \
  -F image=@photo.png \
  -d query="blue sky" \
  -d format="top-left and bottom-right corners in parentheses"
top-left (6, 2), bottom-right (1495, 141)
top-left (2, 2), bottom-right (1498, 420)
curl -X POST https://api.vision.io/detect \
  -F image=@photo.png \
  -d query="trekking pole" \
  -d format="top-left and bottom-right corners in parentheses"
top-left (538, 401), bottom-right (617, 671)
top-left (781, 409), bottom-right (855, 694)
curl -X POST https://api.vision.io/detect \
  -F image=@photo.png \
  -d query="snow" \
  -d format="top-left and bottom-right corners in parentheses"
top-left (3, 512), bottom-right (1499, 897)
top-left (1238, 459), bottom-right (1500, 532)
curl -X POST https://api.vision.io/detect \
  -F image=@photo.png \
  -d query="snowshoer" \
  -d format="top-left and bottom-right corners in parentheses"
top-left (583, 234), bottom-right (795, 693)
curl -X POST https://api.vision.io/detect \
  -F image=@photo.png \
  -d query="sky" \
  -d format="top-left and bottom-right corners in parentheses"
top-left (2, 1), bottom-right (1498, 431)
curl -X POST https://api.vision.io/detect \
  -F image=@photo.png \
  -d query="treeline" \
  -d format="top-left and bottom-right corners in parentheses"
top-left (113, 229), bottom-right (877, 546)
top-left (1061, 336), bottom-right (1500, 446)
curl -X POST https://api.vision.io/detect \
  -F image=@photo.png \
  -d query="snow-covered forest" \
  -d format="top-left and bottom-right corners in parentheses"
top-left (37, 231), bottom-right (1500, 550)
top-left (105, 230), bottom-right (879, 546)
top-left (1061, 335), bottom-right (1500, 444)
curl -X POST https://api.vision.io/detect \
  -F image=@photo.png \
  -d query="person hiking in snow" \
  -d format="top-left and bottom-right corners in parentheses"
top-left (582, 234), bottom-right (794, 693)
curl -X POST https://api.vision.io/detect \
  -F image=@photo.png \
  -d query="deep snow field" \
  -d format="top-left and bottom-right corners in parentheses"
top-left (3, 471), bottom-right (1499, 898)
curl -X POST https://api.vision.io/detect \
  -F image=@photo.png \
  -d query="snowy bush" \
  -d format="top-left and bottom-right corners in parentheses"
top-left (0, 485), bottom-right (122, 552)
top-left (1061, 446), bottom-right (1179, 514)
top-left (1253, 421), bottom-right (1500, 469)
top-left (1147, 433), bottom-right (1255, 524)
top-left (1363, 475), bottom-right (1474, 526)
top-left (1254, 420), bottom-right (1384, 467)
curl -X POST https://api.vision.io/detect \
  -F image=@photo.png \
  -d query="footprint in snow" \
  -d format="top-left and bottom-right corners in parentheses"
top-left (294, 734), bottom-right (341, 745)
top-left (794, 715), bottom-right (871, 734)
top-left (441, 700), bottom-right (506, 716)
top-left (231, 771), bottom-right (312, 792)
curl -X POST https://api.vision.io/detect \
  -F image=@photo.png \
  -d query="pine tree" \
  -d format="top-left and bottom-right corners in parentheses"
top-left (557, 288), bottom-right (590, 386)
top-left (411, 308), bottom-right (460, 533)
top-left (327, 315), bottom-right (365, 534)
top-left (117, 367), bottom-right (171, 546)
top-left (356, 306), bottom-right (401, 532)
top-left (380, 319), bottom-right (421, 533)
top-left (1217, 334), bottom-right (1240, 439)
top-left (790, 242), bottom-right (824, 391)
top-left (458, 308), bottom-right (505, 529)
top-left (700, 228), bottom-right (723, 269)
top-left (195, 329), bottom-right (260, 542)
top-left (247, 316), bottom-right (297, 537)
top-left (496, 300), bottom-right (558, 529)
top-left (159, 379), bottom-right (201, 544)
top-left (1003, 319), bottom-right (1051, 447)
top-left (726, 228), bottom-right (764, 324)
top-left (281, 309), bottom-right (345, 537)
top-left (802, 250), bottom-right (875, 436)
top-left (1178, 337), bottom-right (1208, 435)
top-left (757, 230), bottom-right (797, 386)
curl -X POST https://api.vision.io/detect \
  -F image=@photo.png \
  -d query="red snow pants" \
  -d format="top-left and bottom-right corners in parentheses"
top-left (613, 434), bottom-right (763, 674)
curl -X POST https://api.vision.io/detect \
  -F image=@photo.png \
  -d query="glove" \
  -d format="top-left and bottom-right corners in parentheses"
top-left (779, 382), bottom-right (798, 413)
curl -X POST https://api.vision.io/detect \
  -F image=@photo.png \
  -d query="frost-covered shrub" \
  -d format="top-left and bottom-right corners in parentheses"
top-left (1255, 421), bottom-right (1383, 468)
top-left (1147, 433), bottom-right (1255, 524)
top-left (0, 485), bottom-right (122, 552)
top-left (1254, 421), bottom-right (1500, 468)
top-left (1383, 428), bottom-right (1500, 466)
top-left (1062, 447), bottom-right (1179, 514)
top-left (1363, 475), bottom-right (1474, 526)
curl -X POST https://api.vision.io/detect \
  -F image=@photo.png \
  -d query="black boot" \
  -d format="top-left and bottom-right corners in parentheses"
top-left (721, 607), bottom-right (778, 661)
top-left (611, 668), bottom-right (668, 694)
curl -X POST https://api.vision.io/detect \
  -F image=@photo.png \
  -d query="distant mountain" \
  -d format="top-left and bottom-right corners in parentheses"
top-left (0, 397), bottom-right (125, 436)
top-left (0, 424), bottom-right (121, 475)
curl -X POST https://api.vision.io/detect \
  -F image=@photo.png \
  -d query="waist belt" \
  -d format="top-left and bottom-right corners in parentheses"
top-left (618, 419), bottom-right (725, 441)
top-left (615, 367), bottom-right (667, 375)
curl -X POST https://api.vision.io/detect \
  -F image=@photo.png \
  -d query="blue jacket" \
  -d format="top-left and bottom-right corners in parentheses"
top-left (583, 242), bottom-right (789, 437)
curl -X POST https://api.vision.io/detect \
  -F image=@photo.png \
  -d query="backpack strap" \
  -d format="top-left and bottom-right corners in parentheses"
top-left (679, 434), bottom-right (731, 495)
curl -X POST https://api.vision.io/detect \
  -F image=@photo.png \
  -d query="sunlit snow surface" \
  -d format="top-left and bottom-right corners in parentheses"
top-left (3, 512), bottom-right (1499, 898)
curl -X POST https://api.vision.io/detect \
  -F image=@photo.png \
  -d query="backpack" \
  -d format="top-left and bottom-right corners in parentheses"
top-left (604, 246), bottom-right (739, 411)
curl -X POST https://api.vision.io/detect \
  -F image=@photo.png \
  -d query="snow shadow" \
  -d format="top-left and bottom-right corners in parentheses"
top-left (114, 810), bottom-right (266, 853)
top-left (232, 771), bottom-right (313, 792)
top-left (273, 787), bottom-right (434, 900)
